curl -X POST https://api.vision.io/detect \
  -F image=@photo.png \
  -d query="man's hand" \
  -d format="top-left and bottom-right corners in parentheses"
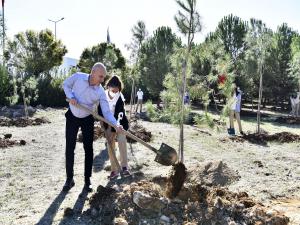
top-left (115, 125), bottom-right (124, 133)
top-left (69, 98), bottom-right (78, 105)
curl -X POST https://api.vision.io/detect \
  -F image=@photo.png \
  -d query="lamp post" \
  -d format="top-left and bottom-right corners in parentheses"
top-left (48, 17), bottom-right (64, 40)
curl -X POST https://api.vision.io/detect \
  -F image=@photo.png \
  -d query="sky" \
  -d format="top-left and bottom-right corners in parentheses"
top-left (4, 0), bottom-right (300, 60)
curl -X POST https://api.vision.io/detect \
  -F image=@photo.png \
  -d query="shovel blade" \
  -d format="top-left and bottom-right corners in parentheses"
top-left (154, 143), bottom-right (178, 166)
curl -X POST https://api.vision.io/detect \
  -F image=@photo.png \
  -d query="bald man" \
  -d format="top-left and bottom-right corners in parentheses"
top-left (62, 62), bottom-right (122, 192)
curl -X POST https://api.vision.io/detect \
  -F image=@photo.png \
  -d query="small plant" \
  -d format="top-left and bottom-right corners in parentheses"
top-left (145, 101), bottom-right (160, 122)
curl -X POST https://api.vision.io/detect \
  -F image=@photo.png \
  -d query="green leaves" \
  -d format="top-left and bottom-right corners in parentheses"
top-left (5, 29), bottom-right (67, 77)
top-left (78, 43), bottom-right (125, 73)
top-left (216, 14), bottom-right (247, 63)
top-left (138, 26), bottom-right (180, 99)
top-left (126, 20), bottom-right (148, 63)
top-left (174, 0), bottom-right (202, 40)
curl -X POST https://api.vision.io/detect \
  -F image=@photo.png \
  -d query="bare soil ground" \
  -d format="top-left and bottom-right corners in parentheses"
top-left (0, 108), bottom-right (300, 225)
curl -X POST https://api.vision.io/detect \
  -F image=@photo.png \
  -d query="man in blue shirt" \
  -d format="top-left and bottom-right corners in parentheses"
top-left (62, 62), bottom-right (123, 192)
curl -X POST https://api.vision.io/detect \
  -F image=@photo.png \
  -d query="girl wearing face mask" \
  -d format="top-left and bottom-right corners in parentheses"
top-left (98, 75), bottom-right (130, 179)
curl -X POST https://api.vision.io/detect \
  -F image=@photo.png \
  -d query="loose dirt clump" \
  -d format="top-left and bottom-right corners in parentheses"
top-left (275, 116), bottom-right (300, 125)
top-left (0, 137), bottom-right (26, 148)
top-left (63, 207), bottom-right (74, 217)
top-left (225, 132), bottom-right (300, 145)
top-left (0, 117), bottom-right (50, 127)
top-left (87, 161), bottom-right (289, 225)
top-left (166, 162), bottom-right (187, 198)
top-left (89, 185), bottom-right (117, 210)
top-left (127, 123), bottom-right (152, 143)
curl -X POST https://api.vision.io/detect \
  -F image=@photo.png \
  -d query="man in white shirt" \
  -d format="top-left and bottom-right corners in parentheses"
top-left (62, 62), bottom-right (123, 192)
top-left (136, 88), bottom-right (144, 113)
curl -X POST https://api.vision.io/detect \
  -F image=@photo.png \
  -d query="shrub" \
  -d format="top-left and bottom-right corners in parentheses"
top-left (36, 76), bottom-right (67, 107)
top-left (0, 65), bottom-right (10, 105)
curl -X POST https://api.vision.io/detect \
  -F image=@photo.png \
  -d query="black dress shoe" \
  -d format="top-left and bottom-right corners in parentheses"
top-left (84, 177), bottom-right (93, 192)
top-left (63, 179), bottom-right (75, 192)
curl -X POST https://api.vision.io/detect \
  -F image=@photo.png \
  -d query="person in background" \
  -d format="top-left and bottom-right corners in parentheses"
top-left (62, 62), bottom-right (123, 192)
top-left (98, 75), bottom-right (130, 180)
top-left (136, 88), bottom-right (144, 113)
top-left (184, 91), bottom-right (190, 105)
top-left (228, 83), bottom-right (244, 136)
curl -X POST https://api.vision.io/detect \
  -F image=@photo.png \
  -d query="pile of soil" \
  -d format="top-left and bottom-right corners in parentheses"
top-left (186, 161), bottom-right (240, 187)
top-left (0, 117), bottom-right (50, 127)
top-left (275, 116), bottom-right (300, 125)
top-left (86, 161), bottom-right (289, 225)
top-left (127, 123), bottom-right (152, 143)
top-left (223, 132), bottom-right (300, 145)
top-left (0, 134), bottom-right (26, 148)
top-left (77, 125), bottom-right (104, 142)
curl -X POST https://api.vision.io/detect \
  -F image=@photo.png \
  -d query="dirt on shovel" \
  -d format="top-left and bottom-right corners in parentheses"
top-left (166, 162), bottom-right (187, 198)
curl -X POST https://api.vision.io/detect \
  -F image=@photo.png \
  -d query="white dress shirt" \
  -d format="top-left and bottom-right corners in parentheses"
top-left (63, 72), bottom-right (117, 125)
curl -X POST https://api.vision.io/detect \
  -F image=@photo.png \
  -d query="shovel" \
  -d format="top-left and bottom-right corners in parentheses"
top-left (67, 100), bottom-right (178, 166)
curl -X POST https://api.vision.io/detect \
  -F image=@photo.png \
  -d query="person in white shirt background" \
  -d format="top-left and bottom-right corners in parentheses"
top-left (98, 75), bottom-right (130, 180)
top-left (136, 88), bottom-right (144, 113)
top-left (228, 83), bottom-right (244, 136)
top-left (62, 62), bottom-right (123, 192)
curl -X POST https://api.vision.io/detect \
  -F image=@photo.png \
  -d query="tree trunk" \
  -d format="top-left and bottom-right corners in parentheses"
top-left (257, 67), bottom-right (263, 134)
top-left (262, 98), bottom-right (266, 108)
top-left (22, 91), bottom-right (28, 119)
top-left (179, 59), bottom-right (187, 163)
top-left (280, 99), bottom-right (285, 111)
top-left (129, 78), bottom-right (135, 121)
top-left (275, 97), bottom-right (278, 111)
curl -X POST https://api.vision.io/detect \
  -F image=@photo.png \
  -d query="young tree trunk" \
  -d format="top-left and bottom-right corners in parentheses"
top-left (280, 99), bottom-right (285, 111)
top-left (262, 98), bottom-right (266, 108)
top-left (22, 91), bottom-right (28, 119)
top-left (129, 78), bottom-right (135, 121)
top-left (257, 68), bottom-right (263, 134)
top-left (179, 59), bottom-right (187, 163)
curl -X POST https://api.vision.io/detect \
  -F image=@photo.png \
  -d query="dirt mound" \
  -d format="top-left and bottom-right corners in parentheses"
top-left (0, 134), bottom-right (26, 148)
top-left (275, 116), bottom-right (300, 125)
top-left (186, 161), bottom-right (240, 187)
top-left (77, 125), bottom-right (104, 142)
top-left (227, 132), bottom-right (300, 145)
top-left (87, 178), bottom-right (289, 225)
top-left (0, 117), bottom-right (50, 127)
top-left (127, 123), bottom-right (152, 143)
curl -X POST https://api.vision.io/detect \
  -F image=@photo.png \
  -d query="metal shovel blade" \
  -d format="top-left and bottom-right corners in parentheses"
top-left (154, 143), bottom-right (178, 166)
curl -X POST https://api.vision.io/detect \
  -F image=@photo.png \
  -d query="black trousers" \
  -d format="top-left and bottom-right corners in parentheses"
top-left (65, 109), bottom-right (94, 180)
